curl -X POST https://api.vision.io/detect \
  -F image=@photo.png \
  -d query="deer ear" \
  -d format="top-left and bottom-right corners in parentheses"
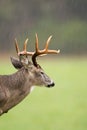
top-left (10, 57), bottom-right (23, 69)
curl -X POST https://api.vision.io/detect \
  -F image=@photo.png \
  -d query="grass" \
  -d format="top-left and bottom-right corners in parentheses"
top-left (0, 57), bottom-right (87, 130)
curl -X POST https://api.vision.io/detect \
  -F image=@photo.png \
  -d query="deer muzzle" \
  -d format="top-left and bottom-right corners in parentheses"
top-left (47, 81), bottom-right (55, 88)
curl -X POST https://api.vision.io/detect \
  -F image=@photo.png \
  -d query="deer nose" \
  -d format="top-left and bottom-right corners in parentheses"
top-left (47, 82), bottom-right (55, 87)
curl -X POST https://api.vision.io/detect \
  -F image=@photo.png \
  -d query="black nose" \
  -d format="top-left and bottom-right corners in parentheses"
top-left (47, 82), bottom-right (55, 87)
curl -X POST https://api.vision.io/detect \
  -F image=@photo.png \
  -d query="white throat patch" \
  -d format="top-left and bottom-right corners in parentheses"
top-left (30, 86), bottom-right (35, 93)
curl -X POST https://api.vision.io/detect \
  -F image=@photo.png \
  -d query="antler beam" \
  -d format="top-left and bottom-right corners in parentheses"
top-left (32, 34), bottom-right (60, 67)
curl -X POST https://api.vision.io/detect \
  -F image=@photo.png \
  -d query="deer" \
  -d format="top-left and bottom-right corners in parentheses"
top-left (0, 34), bottom-right (60, 116)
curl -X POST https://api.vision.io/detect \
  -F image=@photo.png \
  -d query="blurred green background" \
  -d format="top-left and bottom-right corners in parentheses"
top-left (0, 0), bottom-right (87, 54)
top-left (0, 0), bottom-right (87, 130)
top-left (0, 58), bottom-right (87, 130)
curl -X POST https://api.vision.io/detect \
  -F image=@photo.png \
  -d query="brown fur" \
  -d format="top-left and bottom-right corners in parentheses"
top-left (0, 57), bottom-right (54, 115)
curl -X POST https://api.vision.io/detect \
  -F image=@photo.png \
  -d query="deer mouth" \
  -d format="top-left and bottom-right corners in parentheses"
top-left (47, 82), bottom-right (55, 88)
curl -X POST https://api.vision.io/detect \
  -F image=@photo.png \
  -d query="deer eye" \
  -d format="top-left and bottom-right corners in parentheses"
top-left (40, 72), bottom-right (44, 75)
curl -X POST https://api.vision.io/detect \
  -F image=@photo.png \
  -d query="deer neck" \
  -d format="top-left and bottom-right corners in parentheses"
top-left (8, 67), bottom-right (29, 89)
top-left (0, 67), bottom-right (34, 114)
top-left (1, 67), bottom-right (34, 93)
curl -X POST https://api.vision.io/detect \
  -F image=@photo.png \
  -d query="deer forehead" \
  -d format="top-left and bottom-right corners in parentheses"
top-left (27, 66), bottom-right (44, 79)
top-left (29, 65), bottom-right (43, 72)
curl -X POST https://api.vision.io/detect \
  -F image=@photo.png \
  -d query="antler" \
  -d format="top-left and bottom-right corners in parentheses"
top-left (15, 38), bottom-right (34, 57)
top-left (15, 34), bottom-right (60, 67)
top-left (32, 34), bottom-right (60, 67)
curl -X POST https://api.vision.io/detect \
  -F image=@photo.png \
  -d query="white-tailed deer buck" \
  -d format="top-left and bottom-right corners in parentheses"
top-left (0, 34), bottom-right (60, 116)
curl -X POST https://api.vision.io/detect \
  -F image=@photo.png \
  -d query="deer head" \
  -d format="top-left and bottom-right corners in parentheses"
top-left (11, 34), bottom-right (60, 88)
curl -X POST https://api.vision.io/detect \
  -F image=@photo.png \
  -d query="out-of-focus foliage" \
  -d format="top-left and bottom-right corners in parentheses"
top-left (0, 0), bottom-right (87, 54)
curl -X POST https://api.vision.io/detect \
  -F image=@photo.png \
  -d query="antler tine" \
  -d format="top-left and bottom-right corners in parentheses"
top-left (15, 38), bottom-right (20, 54)
top-left (45, 36), bottom-right (60, 54)
top-left (45, 35), bottom-right (52, 51)
top-left (35, 33), bottom-right (39, 52)
top-left (23, 38), bottom-right (29, 52)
